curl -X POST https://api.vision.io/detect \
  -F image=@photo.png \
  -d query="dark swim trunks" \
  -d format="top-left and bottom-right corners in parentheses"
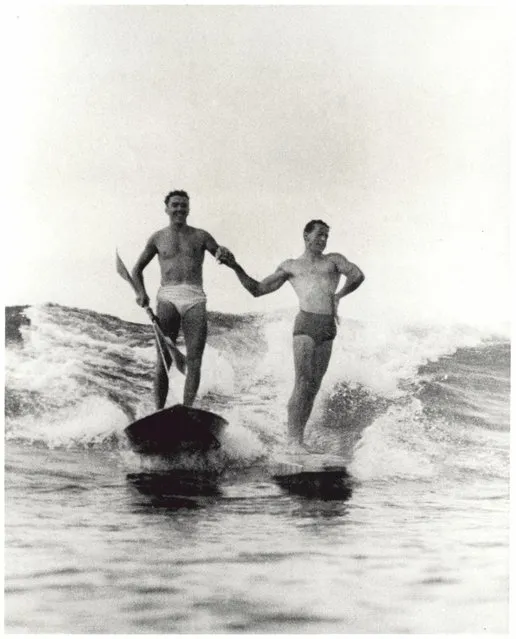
top-left (293, 310), bottom-right (337, 345)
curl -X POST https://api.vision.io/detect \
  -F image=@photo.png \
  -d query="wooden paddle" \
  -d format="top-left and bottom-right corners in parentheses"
top-left (116, 251), bottom-right (186, 375)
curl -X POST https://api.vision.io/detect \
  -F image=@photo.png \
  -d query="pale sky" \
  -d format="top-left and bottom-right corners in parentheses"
top-left (4, 3), bottom-right (511, 328)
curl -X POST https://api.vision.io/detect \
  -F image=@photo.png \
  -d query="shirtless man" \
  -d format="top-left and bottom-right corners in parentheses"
top-left (221, 220), bottom-right (364, 452)
top-left (132, 190), bottom-right (232, 409)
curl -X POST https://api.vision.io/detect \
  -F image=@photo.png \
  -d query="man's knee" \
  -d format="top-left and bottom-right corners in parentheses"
top-left (185, 331), bottom-right (207, 364)
top-left (295, 372), bottom-right (317, 394)
top-left (186, 355), bottom-right (203, 374)
top-left (183, 316), bottom-right (207, 356)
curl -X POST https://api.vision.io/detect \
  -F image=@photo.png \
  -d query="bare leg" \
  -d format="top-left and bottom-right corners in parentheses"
top-left (312, 340), bottom-right (333, 397)
top-left (287, 337), bottom-right (333, 448)
top-left (303, 340), bottom-right (333, 447)
top-left (181, 303), bottom-right (207, 407)
top-left (154, 301), bottom-right (180, 410)
top-left (287, 336), bottom-right (316, 445)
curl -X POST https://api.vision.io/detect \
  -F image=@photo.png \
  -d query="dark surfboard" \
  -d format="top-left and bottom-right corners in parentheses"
top-left (124, 404), bottom-right (227, 455)
top-left (271, 455), bottom-right (353, 499)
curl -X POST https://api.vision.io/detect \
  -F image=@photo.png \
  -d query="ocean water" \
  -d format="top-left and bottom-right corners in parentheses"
top-left (4, 303), bottom-right (510, 633)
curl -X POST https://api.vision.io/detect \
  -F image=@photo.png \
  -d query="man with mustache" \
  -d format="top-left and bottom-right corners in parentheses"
top-left (132, 190), bottom-right (232, 409)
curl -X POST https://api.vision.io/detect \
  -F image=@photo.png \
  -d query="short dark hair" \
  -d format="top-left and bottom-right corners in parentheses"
top-left (304, 219), bottom-right (330, 235)
top-left (164, 190), bottom-right (189, 205)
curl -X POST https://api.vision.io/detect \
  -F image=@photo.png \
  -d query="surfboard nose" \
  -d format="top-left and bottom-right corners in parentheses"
top-left (124, 404), bottom-right (227, 455)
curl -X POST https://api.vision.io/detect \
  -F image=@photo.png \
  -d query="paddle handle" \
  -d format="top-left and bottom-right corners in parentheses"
top-left (143, 305), bottom-right (161, 328)
top-left (144, 306), bottom-right (158, 323)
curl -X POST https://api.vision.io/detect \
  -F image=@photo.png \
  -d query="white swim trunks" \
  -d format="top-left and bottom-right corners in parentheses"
top-left (157, 284), bottom-right (207, 316)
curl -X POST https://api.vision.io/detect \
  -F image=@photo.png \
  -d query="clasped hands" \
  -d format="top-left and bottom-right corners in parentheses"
top-left (215, 246), bottom-right (237, 268)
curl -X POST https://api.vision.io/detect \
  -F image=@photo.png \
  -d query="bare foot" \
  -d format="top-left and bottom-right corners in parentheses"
top-left (286, 441), bottom-right (308, 455)
top-left (286, 441), bottom-right (324, 455)
top-left (302, 444), bottom-right (325, 454)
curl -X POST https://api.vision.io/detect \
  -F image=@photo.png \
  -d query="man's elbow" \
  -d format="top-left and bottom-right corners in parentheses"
top-left (352, 271), bottom-right (365, 290)
top-left (131, 265), bottom-right (143, 280)
top-left (248, 283), bottom-right (268, 297)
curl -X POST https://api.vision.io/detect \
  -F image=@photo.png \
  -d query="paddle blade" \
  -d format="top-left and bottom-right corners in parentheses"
top-left (164, 335), bottom-right (186, 375)
top-left (153, 325), bottom-right (173, 370)
top-left (153, 320), bottom-right (186, 376)
top-left (116, 251), bottom-right (136, 291)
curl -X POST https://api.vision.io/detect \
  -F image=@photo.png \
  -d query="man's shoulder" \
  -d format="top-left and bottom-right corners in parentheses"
top-left (326, 252), bottom-right (348, 264)
top-left (326, 252), bottom-right (359, 275)
top-left (187, 225), bottom-right (211, 239)
top-left (278, 257), bottom-right (296, 272)
top-left (148, 227), bottom-right (168, 243)
top-left (152, 226), bottom-right (172, 241)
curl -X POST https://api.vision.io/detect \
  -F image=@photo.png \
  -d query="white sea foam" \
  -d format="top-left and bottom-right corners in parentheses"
top-left (5, 303), bottom-right (507, 477)
top-left (5, 396), bottom-right (128, 449)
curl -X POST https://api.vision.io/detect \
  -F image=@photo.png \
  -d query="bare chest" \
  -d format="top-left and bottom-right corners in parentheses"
top-left (291, 258), bottom-right (337, 281)
top-left (156, 230), bottom-right (203, 261)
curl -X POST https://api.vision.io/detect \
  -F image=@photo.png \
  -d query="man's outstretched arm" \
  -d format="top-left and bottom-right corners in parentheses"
top-left (223, 255), bottom-right (289, 297)
top-left (201, 230), bottom-right (233, 263)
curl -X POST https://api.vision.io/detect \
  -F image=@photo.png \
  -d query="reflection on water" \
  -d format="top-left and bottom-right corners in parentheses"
top-left (290, 498), bottom-right (352, 521)
top-left (127, 470), bottom-right (223, 511)
top-left (274, 469), bottom-right (354, 501)
top-left (5, 445), bottom-right (509, 634)
top-left (127, 465), bottom-right (355, 513)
